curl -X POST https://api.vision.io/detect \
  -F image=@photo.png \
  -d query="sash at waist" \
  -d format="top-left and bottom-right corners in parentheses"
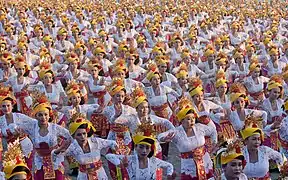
top-left (15, 91), bottom-right (29, 98)
top-left (79, 160), bottom-right (103, 173)
top-left (92, 91), bottom-right (106, 98)
top-left (110, 124), bottom-right (129, 133)
top-left (151, 103), bottom-right (168, 112)
top-left (180, 146), bottom-right (206, 160)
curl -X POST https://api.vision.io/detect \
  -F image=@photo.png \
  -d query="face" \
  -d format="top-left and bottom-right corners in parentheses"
top-left (89, 66), bottom-right (99, 78)
top-left (1, 100), bottom-right (13, 114)
top-left (269, 87), bottom-right (281, 100)
top-left (251, 68), bottom-right (261, 78)
top-left (216, 61), bottom-right (227, 70)
top-left (207, 54), bottom-right (215, 62)
top-left (158, 64), bottom-right (167, 74)
top-left (270, 54), bottom-right (278, 62)
top-left (217, 84), bottom-right (228, 95)
top-left (16, 67), bottom-right (26, 76)
top-left (36, 109), bottom-right (50, 126)
top-left (42, 74), bottom-right (53, 85)
top-left (96, 53), bottom-right (105, 59)
top-left (74, 128), bottom-right (88, 145)
top-left (2, 61), bottom-right (11, 69)
top-left (70, 94), bottom-right (81, 105)
top-left (114, 71), bottom-right (126, 79)
top-left (175, 39), bottom-right (181, 47)
top-left (246, 133), bottom-right (261, 149)
top-left (19, 47), bottom-right (27, 54)
top-left (126, 56), bottom-right (135, 66)
top-left (69, 61), bottom-right (78, 70)
top-left (112, 90), bottom-right (125, 104)
top-left (135, 144), bottom-right (151, 158)
top-left (233, 97), bottom-right (245, 109)
top-left (224, 159), bottom-right (243, 178)
top-left (11, 173), bottom-right (27, 180)
top-left (75, 48), bottom-right (83, 55)
top-left (235, 56), bottom-right (244, 64)
top-left (182, 113), bottom-right (196, 129)
top-left (137, 101), bottom-right (149, 117)
top-left (178, 76), bottom-right (188, 86)
top-left (150, 74), bottom-right (161, 87)
top-left (192, 91), bottom-right (204, 104)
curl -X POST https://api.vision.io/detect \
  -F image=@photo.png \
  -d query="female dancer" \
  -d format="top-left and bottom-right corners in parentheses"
top-left (240, 125), bottom-right (283, 179)
top-left (14, 93), bottom-right (72, 180)
top-left (158, 97), bottom-right (217, 179)
top-left (65, 113), bottom-right (117, 179)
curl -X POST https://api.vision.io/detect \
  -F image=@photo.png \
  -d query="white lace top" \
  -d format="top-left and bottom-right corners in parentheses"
top-left (17, 120), bottom-right (72, 170)
top-left (87, 75), bottom-right (111, 106)
top-left (262, 98), bottom-right (284, 124)
top-left (158, 124), bottom-right (217, 176)
top-left (229, 109), bottom-right (267, 131)
top-left (244, 76), bottom-right (269, 94)
top-left (105, 154), bottom-right (173, 179)
top-left (0, 113), bottom-right (34, 157)
top-left (127, 114), bottom-right (175, 154)
top-left (104, 104), bottom-right (137, 145)
top-left (242, 146), bottom-right (283, 178)
top-left (65, 137), bottom-right (117, 180)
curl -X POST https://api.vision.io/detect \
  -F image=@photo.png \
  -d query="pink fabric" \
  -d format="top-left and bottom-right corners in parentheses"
top-left (34, 169), bottom-right (64, 180)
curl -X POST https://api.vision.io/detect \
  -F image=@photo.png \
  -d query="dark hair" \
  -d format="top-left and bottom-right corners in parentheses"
top-left (231, 94), bottom-right (249, 108)
top-left (23, 70), bottom-right (30, 77)
top-left (135, 139), bottom-right (155, 158)
top-left (73, 123), bottom-right (95, 137)
top-left (8, 165), bottom-right (30, 180)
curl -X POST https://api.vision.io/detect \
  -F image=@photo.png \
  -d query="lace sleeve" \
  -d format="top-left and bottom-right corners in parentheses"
top-left (200, 124), bottom-right (217, 144)
top-left (91, 136), bottom-right (117, 150)
top-left (157, 129), bottom-right (176, 143)
top-left (153, 157), bottom-right (174, 176)
top-left (105, 154), bottom-right (125, 166)
top-left (55, 124), bottom-right (73, 141)
top-left (153, 115), bottom-right (175, 130)
top-left (15, 113), bottom-right (37, 136)
top-left (265, 146), bottom-right (284, 165)
top-left (229, 111), bottom-right (243, 131)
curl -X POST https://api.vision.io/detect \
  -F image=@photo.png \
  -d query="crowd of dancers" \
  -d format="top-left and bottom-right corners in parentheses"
top-left (0, 0), bottom-right (288, 179)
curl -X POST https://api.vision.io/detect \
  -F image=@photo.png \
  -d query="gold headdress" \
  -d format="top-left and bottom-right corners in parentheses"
top-left (176, 62), bottom-right (188, 79)
top-left (188, 77), bottom-right (203, 97)
top-left (38, 61), bottom-right (54, 79)
top-left (146, 63), bottom-right (160, 81)
top-left (69, 113), bottom-right (96, 135)
top-left (131, 86), bottom-right (147, 108)
top-left (176, 97), bottom-right (198, 121)
top-left (66, 52), bottom-right (80, 63)
top-left (0, 86), bottom-right (16, 105)
top-left (108, 78), bottom-right (125, 96)
top-left (66, 80), bottom-right (83, 99)
top-left (229, 83), bottom-right (247, 103)
top-left (215, 69), bottom-right (227, 88)
top-left (267, 75), bottom-right (283, 91)
top-left (240, 114), bottom-right (264, 140)
top-left (3, 139), bottom-right (30, 179)
top-left (220, 139), bottom-right (244, 165)
top-left (30, 90), bottom-right (52, 117)
top-left (0, 51), bottom-right (13, 63)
